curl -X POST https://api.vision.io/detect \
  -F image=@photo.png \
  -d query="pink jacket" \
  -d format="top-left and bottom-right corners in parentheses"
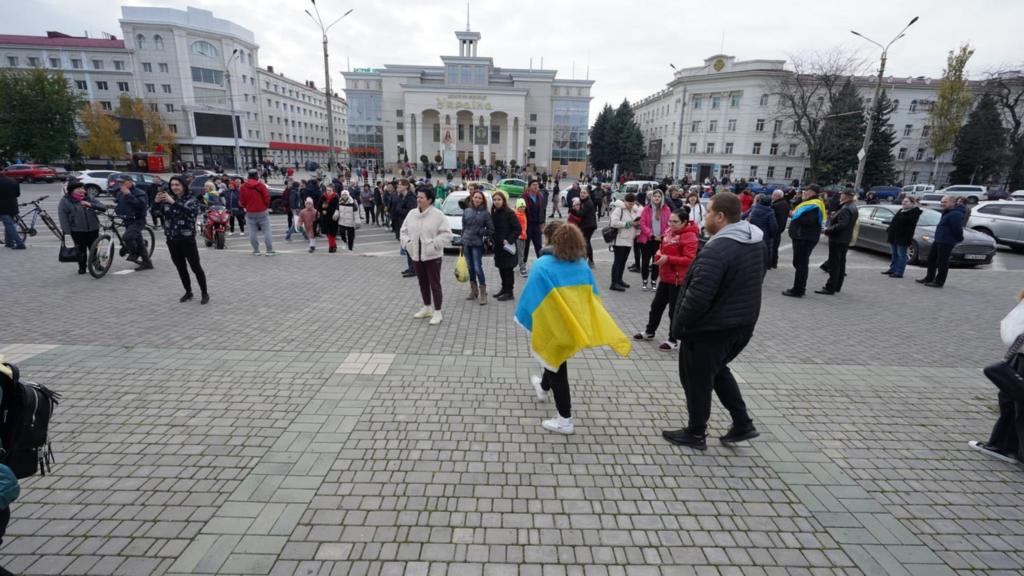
top-left (638, 202), bottom-right (673, 244)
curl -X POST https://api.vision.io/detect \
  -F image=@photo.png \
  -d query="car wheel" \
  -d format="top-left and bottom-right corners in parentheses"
top-left (908, 241), bottom-right (920, 265)
top-left (45, 178), bottom-right (54, 183)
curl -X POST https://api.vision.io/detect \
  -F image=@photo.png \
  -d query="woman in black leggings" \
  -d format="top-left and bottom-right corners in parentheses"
top-left (155, 176), bottom-right (209, 304)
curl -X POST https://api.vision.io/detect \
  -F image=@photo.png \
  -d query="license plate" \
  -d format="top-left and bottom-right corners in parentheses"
top-left (964, 254), bottom-right (986, 260)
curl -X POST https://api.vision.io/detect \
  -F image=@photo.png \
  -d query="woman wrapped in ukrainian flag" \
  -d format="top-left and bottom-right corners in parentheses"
top-left (514, 221), bottom-right (632, 435)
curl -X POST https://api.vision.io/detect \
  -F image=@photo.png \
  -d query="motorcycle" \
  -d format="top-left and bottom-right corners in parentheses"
top-left (202, 205), bottom-right (229, 249)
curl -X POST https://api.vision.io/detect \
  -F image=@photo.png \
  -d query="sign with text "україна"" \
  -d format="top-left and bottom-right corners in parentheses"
top-left (436, 94), bottom-right (494, 111)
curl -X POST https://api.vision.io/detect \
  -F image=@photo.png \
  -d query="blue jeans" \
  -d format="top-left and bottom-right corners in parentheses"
top-left (889, 243), bottom-right (908, 277)
top-left (1, 214), bottom-right (24, 248)
top-left (245, 211), bottom-right (274, 253)
top-left (465, 244), bottom-right (486, 285)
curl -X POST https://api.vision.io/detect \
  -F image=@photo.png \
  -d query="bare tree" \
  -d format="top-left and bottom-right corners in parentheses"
top-left (985, 69), bottom-right (1024, 191)
top-left (766, 49), bottom-right (867, 183)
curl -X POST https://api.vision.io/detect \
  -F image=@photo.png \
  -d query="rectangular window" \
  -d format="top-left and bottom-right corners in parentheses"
top-left (49, 57), bottom-right (60, 68)
top-left (692, 96), bottom-right (702, 109)
top-left (530, 113), bottom-right (537, 122)
top-left (711, 96), bottom-right (721, 109)
top-left (911, 171), bottom-right (919, 183)
top-left (767, 166), bottom-right (775, 178)
top-left (168, 124), bottom-right (177, 134)
top-left (92, 59), bottom-right (103, 70)
top-left (915, 148), bottom-right (925, 160)
top-left (142, 62), bottom-right (152, 72)
top-left (910, 100), bottom-right (918, 112)
top-left (708, 120), bottom-right (717, 133)
top-left (773, 119), bottom-right (783, 135)
top-left (922, 125), bottom-right (931, 137)
top-left (397, 134), bottom-right (404, 143)
top-left (727, 119), bottom-right (736, 132)
top-left (529, 127), bottom-right (537, 134)
top-left (784, 166), bottom-right (793, 179)
top-left (904, 124), bottom-right (912, 136)
top-left (396, 109), bottom-right (404, 117)
top-left (755, 119), bottom-right (765, 132)
top-left (190, 67), bottom-right (223, 85)
top-left (150, 103), bottom-right (158, 112)
top-left (100, 101), bottom-right (112, 111)
top-left (159, 63), bottom-right (168, 73)
top-left (760, 94), bottom-right (769, 106)
top-left (145, 83), bottom-right (155, 93)
top-left (788, 143), bottom-right (797, 156)
top-left (74, 80), bottom-right (87, 90)
top-left (114, 60), bottom-right (125, 70)
top-left (691, 121), bottom-right (701, 132)
top-left (749, 166), bottom-right (758, 178)
top-left (491, 125), bottom-right (500, 144)
top-left (6, 56), bottom-right (18, 66)
top-left (529, 138), bottom-right (536, 146)
top-left (769, 143), bottom-right (779, 156)
top-left (96, 81), bottom-right (108, 90)
top-left (71, 58), bottom-right (82, 69)
top-left (752, 142), bottom-right (762, 155)
top-left (117, 81), bottom-right (130, 92)
top-left (897, 148), bottom-right (907, 160)
top-left (396, 122), bottom-right (404, 130)
top-left (705, 143), bottom-right (715, 154)
top-left (724, 142), bottom-right (734, 154)
top-left (161, 84), bottom-right (171, 93)
top-left (458, 124), bottom-right (464, 141)
top-left (433, 123), bottom-right (440, 142)
top-left (27, 57), bottom-right (39, 67)
top-left (730, 94), bottom-right (741, 108)
top-left (688, 142), bottom-right (697, 154)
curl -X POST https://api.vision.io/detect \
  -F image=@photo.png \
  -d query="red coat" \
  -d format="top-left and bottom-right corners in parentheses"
top-left (740, 192), bottom-right (754, 214)
top-left (239, 178), bottom-right (270, 213)
top-left (657, 221), bottom-right (699, 285)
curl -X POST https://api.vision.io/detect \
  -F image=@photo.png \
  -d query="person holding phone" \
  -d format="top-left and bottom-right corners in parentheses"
top-left (609, 193), bottom-right (642, 291)
top-left (155, 176), bottom-right (209, 304)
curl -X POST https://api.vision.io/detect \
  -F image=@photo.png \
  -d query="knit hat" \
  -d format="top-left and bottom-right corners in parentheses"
top-left (515, 198), bottom-right (526, 210)
top-left (304, 197), bottom-right (314, 206)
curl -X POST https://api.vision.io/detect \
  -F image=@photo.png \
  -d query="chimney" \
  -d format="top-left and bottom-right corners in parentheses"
top-left (46, 31), bottom-right (72, 39)
top-left (267, 65), bottom-right (274, 73)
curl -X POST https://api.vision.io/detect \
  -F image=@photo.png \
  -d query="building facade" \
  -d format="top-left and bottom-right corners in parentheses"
top-left (341, 28), bottom-right (593, 176)
top-left (634, 54), bottom-right (960, 186)
top-left (256, 67), bottom-right (347, 169)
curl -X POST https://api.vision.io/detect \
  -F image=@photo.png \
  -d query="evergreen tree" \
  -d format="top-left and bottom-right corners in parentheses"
top-left (950, 94), bottom-right (1006, 185)
top-left (816, 79), bottom-right (865, 185)
top-left (588, 104), bottom-right (615, 171)
top-left (611, 99), bottom-right (645, 173)
top-left (861, 91), bottom-right (898, 189)
top-left (0, 69), bottom-right (82, 163)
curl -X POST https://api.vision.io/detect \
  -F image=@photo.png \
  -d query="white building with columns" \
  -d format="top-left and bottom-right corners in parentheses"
top-left (342, 27), bottom-right (593, 176)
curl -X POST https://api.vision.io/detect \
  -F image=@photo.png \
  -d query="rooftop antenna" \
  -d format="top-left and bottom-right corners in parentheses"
top-left (530, 57), bottom-right (533, 70)
top-left (466, 1), bottom-right (470, 31)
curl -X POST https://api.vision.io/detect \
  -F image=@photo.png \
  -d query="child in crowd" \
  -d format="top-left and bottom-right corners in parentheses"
top-left (515, 198), bottom-right (529, 277)
top-left (299, 198), bottom-right (318, 253)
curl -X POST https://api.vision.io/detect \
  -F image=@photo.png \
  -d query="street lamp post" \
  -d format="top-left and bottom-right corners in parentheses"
top-left (306, 1), bottom-right (353, 174)
top-left (224, 48), bottom-right (242, 171)
top-left (851, 16), bottom-right (918, 192)
top-left (670, 63), bottom-right (687, 182)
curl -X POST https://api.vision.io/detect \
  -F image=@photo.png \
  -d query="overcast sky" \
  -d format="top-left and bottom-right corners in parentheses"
top-left (12, 0), bottom-right (1024, 122)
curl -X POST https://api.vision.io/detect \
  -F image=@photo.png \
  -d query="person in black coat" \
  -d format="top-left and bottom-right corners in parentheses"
top-left (569, 188), bottom-right (598, 266)
top-left (665, 192), bottom-right (765, 451)
top-left (391, 180), bottom-right (418, 276)
top-left (0, 174), bottom-right (25, 249)
top-left (770, 191), bottom-right (790, 269)
top-left (490, 192), bottom-right (522, 301)
top-left (783, 185), bottom-right (825, 297)
top-left (816, 189), bottom-right (858, 295)
top-left (746, 195), bottom-right (778, 275)
top-left (883, 197), bottom-right (921, 278)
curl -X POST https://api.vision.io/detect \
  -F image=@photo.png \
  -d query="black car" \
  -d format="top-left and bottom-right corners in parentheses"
top-left (104, 172), bottom-right (165, 196)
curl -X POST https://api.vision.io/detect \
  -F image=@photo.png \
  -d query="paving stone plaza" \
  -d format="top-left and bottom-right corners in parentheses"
top-left (1, 186), bottom-right (1024, 576)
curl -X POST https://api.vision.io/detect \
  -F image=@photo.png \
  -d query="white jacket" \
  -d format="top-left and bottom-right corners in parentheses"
top-left (400, 205), bottom-right (453, 261)
top-left (609, 202), bottom-right (643, 247)
top-left (337, 198), bottom-right (359, 227)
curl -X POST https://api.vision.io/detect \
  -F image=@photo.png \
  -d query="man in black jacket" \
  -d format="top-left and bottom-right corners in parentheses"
top-left (816, 189), bottom-right (858, 295)
top-left (769, 190), bottom-right (789, 269)
top-left (114, 176), bottom-right (153, 270)
top-left (0, 174), bottom-right (25, 249)
top-left (390, 179), bottom-right (418, 277)
top-left (665, 192), bottom-right (764, 451)
top-left (783, 185), bottom-right (826, 297)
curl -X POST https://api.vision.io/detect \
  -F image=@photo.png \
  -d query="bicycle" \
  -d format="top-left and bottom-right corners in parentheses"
top-left (87, 211), bottom-right (156, 279)
top-left (1, 195), bottom-right (62, 245)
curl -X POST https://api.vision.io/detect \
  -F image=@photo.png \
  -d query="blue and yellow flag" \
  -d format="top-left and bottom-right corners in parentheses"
top-left (515, 255), bottom-right (631, 371)
top-left (791, 198), bottom-right (828, 226)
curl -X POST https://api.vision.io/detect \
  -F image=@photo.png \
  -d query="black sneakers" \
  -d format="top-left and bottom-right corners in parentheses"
top-left (968, 440), bottom-right (1019, 463)
top-left (662, 429), bottom-right (707, 450)
top-left (720, 424), bottom-right (760, 444)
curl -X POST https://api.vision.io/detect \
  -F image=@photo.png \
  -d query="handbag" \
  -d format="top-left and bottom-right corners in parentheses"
top-left (58, 238), bottom-right (80, 263)
top-left (601, 206), bottom-right (622, 245)
top-left (982, 333), bottom-right (1024, 403)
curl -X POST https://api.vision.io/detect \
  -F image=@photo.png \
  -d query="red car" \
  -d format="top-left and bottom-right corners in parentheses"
top-left (1, 164), bottom-right (59, 183)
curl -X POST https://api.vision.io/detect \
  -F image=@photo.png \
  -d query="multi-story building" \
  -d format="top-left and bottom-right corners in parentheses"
top-left (634, 54), bottom-right (962, 186)
top-left (341, 26), bottom-right (593, 175)
top-left (256, 66), bottom-right (347, 170)
top-left (0, 31), bottom-right (136, 112)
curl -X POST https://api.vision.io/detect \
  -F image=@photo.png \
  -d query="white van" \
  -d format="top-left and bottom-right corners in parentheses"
top-left (937, 185), bottom-right (987, 203)
top-left (901, 184), bottom-right (935, 199)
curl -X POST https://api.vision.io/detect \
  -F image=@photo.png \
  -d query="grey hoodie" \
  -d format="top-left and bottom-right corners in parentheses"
top-left (706, 220), bottom-right (764, 246)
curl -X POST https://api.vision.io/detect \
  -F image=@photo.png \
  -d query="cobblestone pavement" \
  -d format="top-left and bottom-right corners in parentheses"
top-left (1, 203), bottom-right (1024, 575)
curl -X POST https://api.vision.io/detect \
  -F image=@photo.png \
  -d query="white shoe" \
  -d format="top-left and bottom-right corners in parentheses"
top-left (429, 310), bottom-right (443, 325)
top-left (542, 416), bottom-right (574, 435)
top-left (530, 375), bottom-right (548, 402)
top-left (413, 306), bottom-right (432, 319)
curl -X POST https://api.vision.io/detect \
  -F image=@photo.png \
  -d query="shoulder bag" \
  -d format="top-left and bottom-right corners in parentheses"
top-left (982, 333), bottom-right (1024, 403)
top-left (601, 207), bottom-right (621, 246)
top-left (58, 237), bottom-right (80, 263)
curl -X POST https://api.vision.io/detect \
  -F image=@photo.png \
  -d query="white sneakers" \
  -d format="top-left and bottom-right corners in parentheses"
top-left (530, 375), bottom-right (548, 402)
top-left (542, 416), bottom-right (574, 435)
top-left (429, 311), bottom-right (443, 325)
top-left (413, 306), bottom-right (432, 319)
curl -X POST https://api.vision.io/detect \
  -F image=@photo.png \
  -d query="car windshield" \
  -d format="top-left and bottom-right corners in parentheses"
top-left (441, 195), bottom-right (467, 216)
top-left (917, 209), bottom-right (941, 226)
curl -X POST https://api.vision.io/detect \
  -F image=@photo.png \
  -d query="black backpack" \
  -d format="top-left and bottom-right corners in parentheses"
top-left (0, 361), bottom-right (60, 479)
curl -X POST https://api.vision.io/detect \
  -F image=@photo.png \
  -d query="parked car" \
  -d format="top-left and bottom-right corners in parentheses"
top-left (901, 184), bottom-right (935, 199)
top-left (969, 201), bottom-right (1024, 251)
top-left (463, 181), bottom-right (497, 194)
top-left (936, 184), bottom-right (987, 203)
top-left (866, 185), bottom-right (902, 202)
top-left (919, 193), bottom-right (945, 210)
top-left (440, 190), bottom-right (493, 251)
top-left (1, 164), bottom-right (59, 183)
top-left (105, 172), bottom-right (165, 196)
top-left (1011, 190), bottom-right (1024, 202)
top-left (985, 188), bottom-right (1011, 201)
top-left (612, 180), bottom-right (661, 202)
top-left (496, 178), bottom-right (527, 198)
top-left (72, 170), bottom-right (118, 194)
top-left (854, 204), bottom-right (997, 266)
top-left (188, 174), bottom-right (242, 198)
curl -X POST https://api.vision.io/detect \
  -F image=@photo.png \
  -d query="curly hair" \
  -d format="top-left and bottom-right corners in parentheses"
top-left (551, 223), bottom-right (587, 262)
top-left (543, 220), bottom-right (565, 245)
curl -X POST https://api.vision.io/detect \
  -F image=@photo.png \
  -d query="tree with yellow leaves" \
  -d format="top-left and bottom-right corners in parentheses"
top-left (115, 94), bottom-right (175, 153)
top-left (78, 102), bottom-right (124, 160)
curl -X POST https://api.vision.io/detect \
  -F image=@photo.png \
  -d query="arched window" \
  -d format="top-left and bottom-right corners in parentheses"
top-left (153, 35), bottom-right (164, 51)
top-left (190, 40), bottom-right (219, 58)
top-left (135, 34), bottom-right (146, 50)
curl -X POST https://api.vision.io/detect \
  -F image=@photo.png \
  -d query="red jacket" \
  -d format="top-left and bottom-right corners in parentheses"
top-left (740, 192), bottom-right (754, 214)
top-left (657, 221), bottom-right (699, 285)
top-left (239, 178), bottom-right (270, 213)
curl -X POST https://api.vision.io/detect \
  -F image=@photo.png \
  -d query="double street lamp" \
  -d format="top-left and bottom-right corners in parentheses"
top-left (850, 16), bottom-right (919, 192)
top-left (224, 48), bottom-right (242, 171)
top-left (305, 1), bottom-right (353, 173)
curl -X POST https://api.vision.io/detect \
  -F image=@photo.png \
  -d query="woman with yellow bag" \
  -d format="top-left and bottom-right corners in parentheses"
top-left (401, 186), bottom-right (453, 325)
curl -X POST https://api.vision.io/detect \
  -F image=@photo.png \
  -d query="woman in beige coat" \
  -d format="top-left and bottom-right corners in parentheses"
top-left (400, 186), bottom-right (453, 325)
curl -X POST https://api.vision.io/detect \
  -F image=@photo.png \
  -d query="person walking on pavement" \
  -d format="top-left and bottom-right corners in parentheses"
top-left (522, 179), bottom-right (547, 264)
top-left (240, 170), bottom-right (275, 256)
top-left (782, 185), bottom-right (827, 297)
top-left (154, 176), bottom-right (209, 304)
top-left (549, 182), bottom-right (563, 218)
top-left (0, 174), bottom-right (25, 249)
top-left (664, 192), bottom-right (765, 450)
top-left (223, 179), bottom-right (245, 237)
top-left (769, 190), bottom-right (790, 269)
top-left (401, 187), bottom-right (453, 325)
top-left (319, 184), bottom-right (340, 253)
top-left (461, 187), bottom-right (494, 305)
top-left (392, 179), bottom-right (418, 277)
top-left (917, 195), bottom-right (965, 288)
top-left (299, 198), bottom-right (318, 252)
top-left (633, 208), bottom-right (699, 351)
top-left (515, 198), bottom-right (529, 277)
top-left (815, 189), bottom-right (858, 295)
top-left (284, 180), bottom-right (303, 241)
top-left (115, 175), bottom-right (153, 270)
top-left (58, 180), bottom-right (107, 273)
top-left (969, 289), bottom-right (1024, 463)
top-left (747, 194), bottom-right (778, 276)
top-left (569, 186), bottom-right (597, 267)
top-left (491, 191), bottom-right (522, 301)
top-left (883, 196), bottom-right (921, 278)
top-left (609, 193), bottom-right (643, 291)
top-left (337, 189), bottom-right (359, 251)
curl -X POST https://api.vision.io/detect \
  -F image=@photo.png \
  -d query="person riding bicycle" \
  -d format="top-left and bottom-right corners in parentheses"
top-left (114, 175), bottom-right (153, 271)
top-left (58, 180), bottom-right (108, 274)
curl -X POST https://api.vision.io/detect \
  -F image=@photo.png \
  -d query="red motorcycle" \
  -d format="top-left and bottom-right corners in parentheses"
top-left (202, 205), bottom-right (229, 249)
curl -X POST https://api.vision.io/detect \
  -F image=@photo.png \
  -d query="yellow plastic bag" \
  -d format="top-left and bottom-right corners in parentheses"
top-left (454, 252), bottom-right (469, 283)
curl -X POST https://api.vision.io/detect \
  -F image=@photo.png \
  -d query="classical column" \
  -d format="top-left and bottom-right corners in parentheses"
top-left (408, 113), bottom-right (417, 167)
top-left (474, 114), bottom-right (483, 166)
top-left (517, 115), bottom-right (526, 167)
top-left (418, 113), bottom-right (426, 168)
top-left (505, 114), bottom-right (514, 163)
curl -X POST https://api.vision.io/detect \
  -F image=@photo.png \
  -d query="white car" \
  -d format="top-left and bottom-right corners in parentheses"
top-left (901, 183), bottom-right (935, 199)
top-left (969, 201), bottom-right (1024, 251)
top-left (1010, 190), bottom-right (1024, 202)
top-left (440, 191), bottom-right (493, 251)
top-left (936, 184), bottom-right (987, 203)
top-left (71, 170), bottom-right (119, 195)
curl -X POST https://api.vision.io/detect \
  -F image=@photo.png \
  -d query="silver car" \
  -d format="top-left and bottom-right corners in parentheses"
top-left (854, 204), bottom-right (998, 266)
top-left (969, 201), bottom-right (1024, 252)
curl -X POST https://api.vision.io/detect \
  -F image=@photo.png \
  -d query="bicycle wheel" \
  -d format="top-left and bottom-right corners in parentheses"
top-left (16, 218), bottom-right (28, 242)
top-left (144, 226), bottom-right (156, 258)
top-left (88, 234), bottom-right (114, 279)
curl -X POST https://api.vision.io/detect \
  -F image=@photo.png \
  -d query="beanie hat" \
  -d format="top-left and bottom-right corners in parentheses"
top-left (515, 198), bottom-right (526, 210)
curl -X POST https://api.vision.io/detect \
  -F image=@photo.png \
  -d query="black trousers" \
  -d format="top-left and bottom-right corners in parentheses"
top-left (167, 237), bottom-right (207, 295)
top-left (771, 230), bottom-right (783, 268)
top-left (540, 362), bottom-right (571, 418)
top-left (632, 238), bottom-right (641, 268)
top-left (229, 213), bottom-right (245, 233)
top-left (124, 219), bottom-right (151, 266)
top-left (498, 266), bottom-right (515, 295)
top-left (985, 370), bottom-right (1024, 461)
top-left (582, 227), bottom-right (595, 264)
top-left (524, 222), bottom-right (544, 262)
top-left (789, 238), bottom-right (818, 295)
top-left (340, 226), bottom-right (355, 250)
top-left (924, 242), bottom-right (954, 286)
top-left (824, 242), bottom-right (849, 293)
top-left (611, 245), bottom-right (631, 285)
top-left (69, 230), bottom-right (98, 272)
top-left (640, 239), bottom-right (661, 282)
top-left (679, 327), bottom-right (754, 436)
top-left (646, 282), bottom-right (680, 338)
top-left (364, 205), bottom-right (376, 224)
